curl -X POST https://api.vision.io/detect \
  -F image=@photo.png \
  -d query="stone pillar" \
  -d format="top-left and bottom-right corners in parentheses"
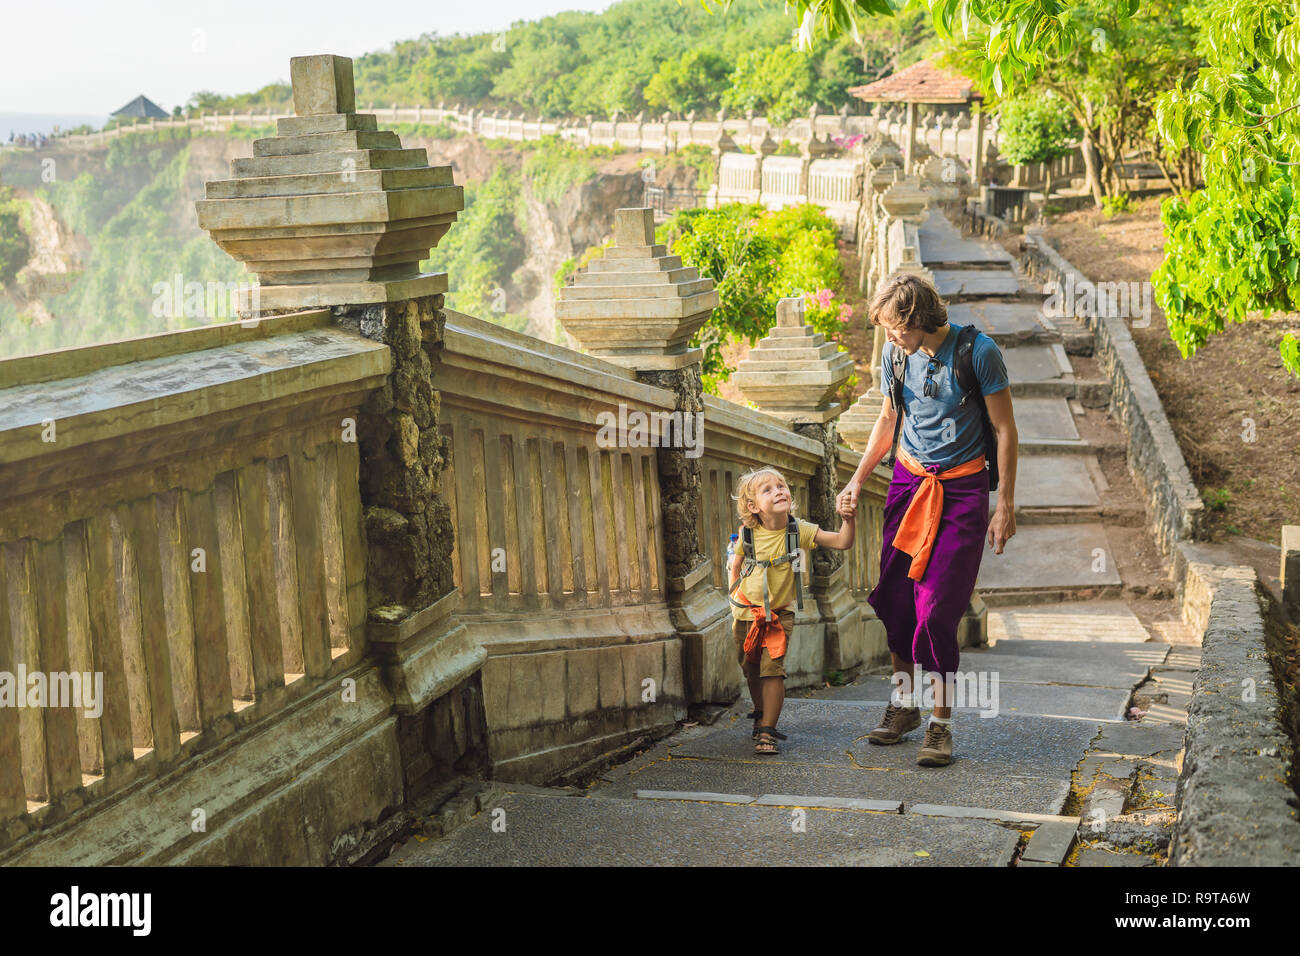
top-left (734, 298), bottom-right (863, 669)
top-left (195, 53), bottom-right (486, 795)
top-left (970, 108), bottom-right (986, 185)
top-left (557, 208), bottom-right (734, 704)
top-left (838, 171), bottom-right (928, 452)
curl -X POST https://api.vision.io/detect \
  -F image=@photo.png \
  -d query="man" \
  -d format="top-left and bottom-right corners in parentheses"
top-left (838, 272), bottom-right (1018, 767)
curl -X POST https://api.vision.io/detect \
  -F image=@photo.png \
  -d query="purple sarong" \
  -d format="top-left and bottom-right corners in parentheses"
top-left (866, 458), bottom-right (990, 679)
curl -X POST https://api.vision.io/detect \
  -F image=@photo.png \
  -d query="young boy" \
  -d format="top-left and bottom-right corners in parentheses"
top-left (728, 467), bottom-right (856, 755)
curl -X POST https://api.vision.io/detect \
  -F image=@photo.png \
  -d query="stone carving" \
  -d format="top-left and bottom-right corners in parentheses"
top-left (196, 54), bottom-right (464, 313)
top-left (733, 297), bottom-right (854, 424)
top-left (555, 208), bottom-right (718, 367)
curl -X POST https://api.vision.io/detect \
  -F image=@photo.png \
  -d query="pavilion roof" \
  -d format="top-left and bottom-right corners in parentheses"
top-left (847, 59), bottom-right (983, 104)
top-left (111, 94), bottom-right (169, 119)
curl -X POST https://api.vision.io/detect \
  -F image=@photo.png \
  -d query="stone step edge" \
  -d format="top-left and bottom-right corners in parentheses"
top-left (621, 790), bottom-right (1082, 827)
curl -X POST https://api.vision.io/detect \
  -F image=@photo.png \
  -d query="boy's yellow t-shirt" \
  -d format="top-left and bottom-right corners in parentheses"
top-left (731, 518), bottom-right (819, 620)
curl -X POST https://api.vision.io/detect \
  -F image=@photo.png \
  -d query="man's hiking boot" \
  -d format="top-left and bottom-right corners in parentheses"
top-left (867, 703), bottom-right (921, 745)
top-left (917, 721), bottom-right (953, 767)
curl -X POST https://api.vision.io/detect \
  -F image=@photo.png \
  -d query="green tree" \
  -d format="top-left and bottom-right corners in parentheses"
top-left (722, 45), bottom-right (820, 126)
top-left (424, 164), bottom-right (527, 322)
top-left (1153, 0), bottom-right (1300, 376)
top-left (657, 203), bottom-right (848, 389)
top-left (996, 91), bottom-right (1080, 166)
top-left (645, 49), bottom-right (732, 114)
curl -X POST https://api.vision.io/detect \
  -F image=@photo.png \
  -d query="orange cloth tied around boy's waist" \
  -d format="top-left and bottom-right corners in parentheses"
top-left (891, 447), bottom-right (986, 582)
top-left (734, 594), bottom-right (788, 662)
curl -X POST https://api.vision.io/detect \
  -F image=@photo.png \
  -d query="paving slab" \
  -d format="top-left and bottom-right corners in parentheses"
top-left (594, 752), bottom-right (1072, 814)
top-left (1022, 819), bottom-right (1079, 863)
top-left (975, 522), bottom-right (1121, 590)
top-left (380, 791), bottom-right (1020, 867)
top-left (958, 649), bottom-right (1152, 688)
top-left (932, 269), bottom-right (1023, 298)
top-left (948, 301), bottom-right (1048, 339)
top-left (1091, 721), bottom-right (1187, 756)
top-left (634, 790), bottom-right (754, 804)
top-left (991, 455), bottom-right (1100, 510)
top-left (669, 700), bottom-right (1103, 781)
top-left (1075, 846), bottom-right (1155, 867)
top-left (918, 211), bottom-right (1013, 265)
top-left (805, 675), bottom-right (1131, 722)
top-left (987, 601), bottom-right (1156, 644)
top-left (753, 794), bottom-right (903, 813)
top-left (907, 804), bottom-right (1075, 825)
top-left (1002, 344), bottom-right (1070, 383)
top-left (979, 640), bottom-right (1169, 669)
top-left (1011, 396), bottom-right (1079, 441)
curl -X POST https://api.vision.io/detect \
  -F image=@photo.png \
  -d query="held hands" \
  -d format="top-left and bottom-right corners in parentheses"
top-left (835, 481), bottom-right (859, 520)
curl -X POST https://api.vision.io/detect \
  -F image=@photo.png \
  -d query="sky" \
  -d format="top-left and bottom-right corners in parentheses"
top-left (1, 0), bottom-right (621, 117)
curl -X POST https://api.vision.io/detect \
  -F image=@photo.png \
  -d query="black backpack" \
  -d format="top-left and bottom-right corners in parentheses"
top-left (886, 324), bottom-right (999, 491)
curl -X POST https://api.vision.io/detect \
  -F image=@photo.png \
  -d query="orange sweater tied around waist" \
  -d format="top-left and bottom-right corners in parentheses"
top-left (891, 447), bottom-right (986, 582)
top-left (734, 594), bottom-right (789, 662)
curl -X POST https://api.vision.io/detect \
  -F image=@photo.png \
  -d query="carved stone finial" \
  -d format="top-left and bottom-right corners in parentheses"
top-left (554, 207), bottom-right (717, 369)
top-left (733, 296), bottom-right (854, 423)
top-left (290, 54), bottom-right (355, 115)
top-left (197, 54), bottom-right (464, 312)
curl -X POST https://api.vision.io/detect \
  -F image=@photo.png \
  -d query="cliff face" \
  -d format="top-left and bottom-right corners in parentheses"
top-left (0, 129), bottom-right (664, 355)
top-left (515, 165), bottom-right (646, 341)
top-left (396, 133), bottom-right (650, 343)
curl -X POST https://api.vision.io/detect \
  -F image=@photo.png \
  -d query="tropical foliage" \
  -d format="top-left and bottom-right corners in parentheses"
top-left (656, 203), bottom-right (850, 390)
top-left (713, 0), bottom-right (1298, 375)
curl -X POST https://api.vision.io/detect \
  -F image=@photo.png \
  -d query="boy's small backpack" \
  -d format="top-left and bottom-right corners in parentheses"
top-left (726, 516), bottom-right (804, 616)
top-left (885, 324), bottom-right (999, 491)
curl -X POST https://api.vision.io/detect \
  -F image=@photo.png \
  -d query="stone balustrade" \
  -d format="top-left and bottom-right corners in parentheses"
top-left (1, 54), bottom-right (937, 865)
top-left (0, 309), bottom-right (392, 863)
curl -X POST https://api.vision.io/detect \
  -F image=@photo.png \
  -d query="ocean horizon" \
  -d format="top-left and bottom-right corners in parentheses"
top-left (1, 112), bottom-right (109, 139)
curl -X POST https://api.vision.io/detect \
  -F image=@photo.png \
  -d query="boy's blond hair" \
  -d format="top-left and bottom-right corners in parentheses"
top-left (734, 467), bottom-right (798, 529)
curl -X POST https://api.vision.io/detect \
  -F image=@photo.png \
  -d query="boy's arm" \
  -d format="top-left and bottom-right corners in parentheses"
top-left (813, 515), bottom-right (855, 551)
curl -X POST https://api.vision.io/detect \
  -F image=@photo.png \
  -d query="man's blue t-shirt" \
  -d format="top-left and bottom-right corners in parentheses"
top-left (881, 323), bottom-right (1009, 471)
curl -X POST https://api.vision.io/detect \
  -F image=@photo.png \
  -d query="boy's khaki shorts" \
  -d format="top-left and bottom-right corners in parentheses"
top-left (733, 607), bottom-right (795, 680)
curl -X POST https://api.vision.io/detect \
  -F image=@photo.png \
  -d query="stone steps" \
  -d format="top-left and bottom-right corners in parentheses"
top-left (380, 607), bottom-right (1167, 866)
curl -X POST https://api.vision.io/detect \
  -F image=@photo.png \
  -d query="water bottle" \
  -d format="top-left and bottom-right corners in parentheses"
top-left (726, 533), bottom-right (738, 561)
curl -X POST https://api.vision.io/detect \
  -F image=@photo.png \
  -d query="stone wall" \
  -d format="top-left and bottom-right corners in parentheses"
top-left (1169, 566), bottom-right (1300, 865)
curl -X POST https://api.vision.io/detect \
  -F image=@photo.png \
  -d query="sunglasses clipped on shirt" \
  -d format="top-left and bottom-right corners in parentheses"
top-left (923, 356), bottom-right (942, 398)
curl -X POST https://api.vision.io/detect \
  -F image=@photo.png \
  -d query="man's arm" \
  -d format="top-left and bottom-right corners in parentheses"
top-left (839, 395), bottom-right (897, 512)
top-left (984, 387), bottom-right (1018, 553)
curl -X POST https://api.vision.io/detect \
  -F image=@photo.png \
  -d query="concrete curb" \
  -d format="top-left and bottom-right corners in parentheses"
top-left (1168, 567), bottom-right (1300, 865)
top-left (1020, 230), bottom-right (1205, 560)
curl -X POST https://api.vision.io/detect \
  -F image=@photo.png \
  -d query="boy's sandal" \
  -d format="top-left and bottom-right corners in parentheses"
top-left (751, 725), bottom-right (787, 740)
top-left (747, 709), bottom-right (786, 740)
top-left (754, 727), bottom-right (781, 755)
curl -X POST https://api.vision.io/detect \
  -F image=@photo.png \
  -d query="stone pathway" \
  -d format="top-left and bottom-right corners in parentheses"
top-left (380, 208), bottom-right (1197, 868)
